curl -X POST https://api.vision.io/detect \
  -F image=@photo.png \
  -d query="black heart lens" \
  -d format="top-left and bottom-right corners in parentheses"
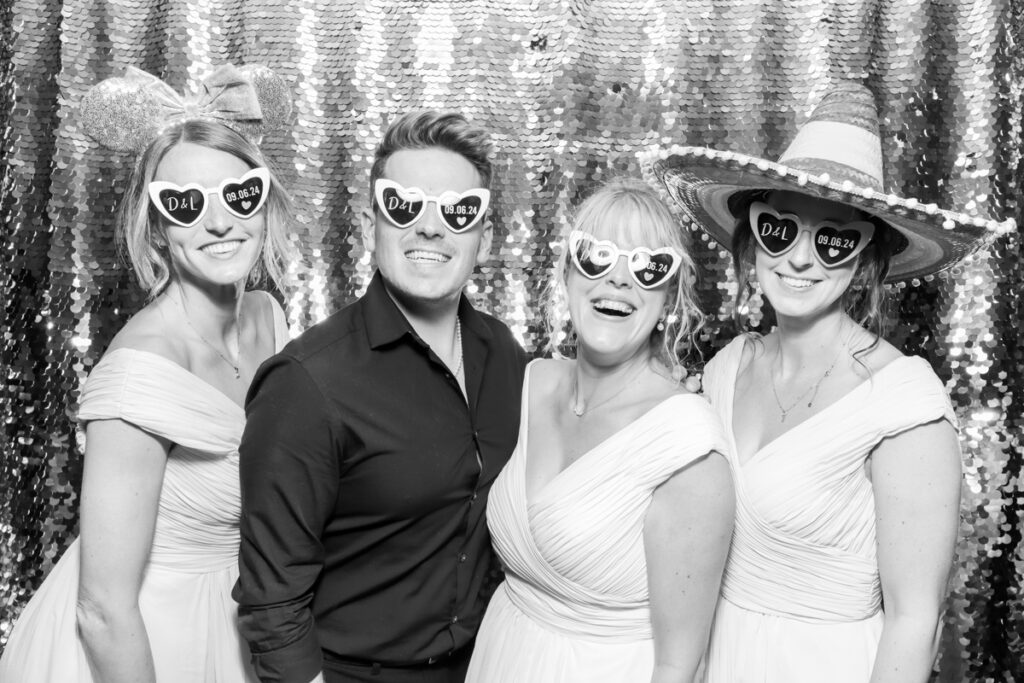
top-left (634, 253), bottom-right (675, 287)
top-left (754, 214), bottom-right (799, 254)
top-left (158, 188), bottom-right (205, 225)
top-left (381, 187), bottom-right (424, 226)
top-left (440, 196), bottom-right (483, 231)
top-left (223, 177), bottom-right (265, 217)
top-left (814, 227), bottom-right (862, 265)
top-left (575, 255), bottom-right (611, 277)
top-left (574, 241), bottom-right (613, 278)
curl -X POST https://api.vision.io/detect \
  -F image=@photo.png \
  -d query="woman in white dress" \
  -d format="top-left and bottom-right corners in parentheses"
top-left (466, 177), bottom-right (734, 683)
top-left (0, 66), bottom-right (294, 683)
top-left (651, 81), bottom-right (1011, 682)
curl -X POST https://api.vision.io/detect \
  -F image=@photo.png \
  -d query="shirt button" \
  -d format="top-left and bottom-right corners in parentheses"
top-left (458, 553), bottom-right (468, 563)
top-left (451, 615), bottom-right (459, 624)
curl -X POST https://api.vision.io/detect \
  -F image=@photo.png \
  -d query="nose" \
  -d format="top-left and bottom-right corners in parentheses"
top-left (202, 195), bottom-right (234, 236)
top-left (605, 254), bottom-right (633, 288)
top-left (414, 201), bottom-right (447, 238)
top-left (786, 229), bottom-right (815, 270)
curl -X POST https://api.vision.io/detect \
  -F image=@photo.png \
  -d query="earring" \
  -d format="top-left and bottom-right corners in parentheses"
top-left (655, 318), bottom-right (666, 332)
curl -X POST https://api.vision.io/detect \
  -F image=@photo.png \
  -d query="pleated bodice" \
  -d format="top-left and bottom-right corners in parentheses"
top-left (486, 360), bottom-right (728, 640)
top-left (78, 348), bottom-right (247, 573)
top-left (703, 335), bottom-right (956, 623)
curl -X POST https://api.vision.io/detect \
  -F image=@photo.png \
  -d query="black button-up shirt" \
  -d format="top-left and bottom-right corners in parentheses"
top-left (234, 272), bottom-right (527, 683)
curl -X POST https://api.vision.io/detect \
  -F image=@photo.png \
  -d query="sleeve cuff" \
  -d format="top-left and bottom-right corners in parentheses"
top-left (250, 624), bottom-right (324, 683)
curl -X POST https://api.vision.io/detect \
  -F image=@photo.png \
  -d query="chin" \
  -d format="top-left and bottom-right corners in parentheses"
top-left (178, 250), bottom-right (259, 284)
top-left (768, 296), bottom-right (841, 322)
top-left (390, 278), bottom-right (461, 308)
top-left (578, 333), bottom-right (647, 364)
top-left (200, 264), bottom-right (255, 287)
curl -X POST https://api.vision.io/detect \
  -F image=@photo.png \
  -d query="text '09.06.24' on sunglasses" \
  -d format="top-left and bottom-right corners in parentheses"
top-left (374, 179), bottom-right (491, 234)
top-left (748, 201), bottom-right (875, 268)
top-left (568, 230), bottom-right (681, 289)
top-left (148, 167), bottom-right (270, 228)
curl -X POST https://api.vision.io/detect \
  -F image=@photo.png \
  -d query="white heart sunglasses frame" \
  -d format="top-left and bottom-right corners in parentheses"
top-left (748, 201), bottom-right (875, 268)
top-left (148, 167), bottom-right (270, 228)
top-left (374, 179), bottom-right (491, 233)
top-left (568, 230), bottom-right (682, 289)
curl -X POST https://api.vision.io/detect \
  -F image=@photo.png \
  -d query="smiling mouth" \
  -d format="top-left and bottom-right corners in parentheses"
top-left (592, 298), bottom-right (636, 317)
top-left (777, 273), bottom-right (818, 290)
top-left (405, 249), bottom-right (451, 264)
top-left (201, 240), bottom-right (244, 256)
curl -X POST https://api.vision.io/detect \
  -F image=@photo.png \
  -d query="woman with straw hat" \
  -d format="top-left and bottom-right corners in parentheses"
top-left (650, 81), bottom-right (1011, 682)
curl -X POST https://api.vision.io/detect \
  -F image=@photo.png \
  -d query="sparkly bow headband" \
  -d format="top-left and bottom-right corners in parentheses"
top-left (79, 64), bottom-right (291, 152)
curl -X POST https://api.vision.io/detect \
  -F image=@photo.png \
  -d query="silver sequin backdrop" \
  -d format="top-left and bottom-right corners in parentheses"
top-left (1, 1), bottom-right (1021, 679)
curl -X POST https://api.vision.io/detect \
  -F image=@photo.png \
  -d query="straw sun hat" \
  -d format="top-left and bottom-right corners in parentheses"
top-left (647, 81), bottom-right (1014, 282)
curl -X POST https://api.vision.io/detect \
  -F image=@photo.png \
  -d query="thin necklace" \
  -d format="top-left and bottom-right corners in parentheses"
top-left (453, 318), bottom-right (464, 381)
top-left (173, 286), bottom-right (242, 379)
top-left (571, 361), bottom-right (646, 417)
top-left (769, 345), bottom-right (844, 423)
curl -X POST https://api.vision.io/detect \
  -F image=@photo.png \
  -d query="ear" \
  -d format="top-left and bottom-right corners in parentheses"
top-left (359, 205), bottom-right (376, 255)
top-left (475, 220), bottom-right (493, 266)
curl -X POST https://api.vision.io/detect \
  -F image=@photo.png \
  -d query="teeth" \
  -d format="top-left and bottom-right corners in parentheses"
top-left (406, 250), bottom-right (450, 263)
top-left (593, 299), bottom-right (635, 316)
top-left (202, 241), bottom-right (243, 255)
top-left (778, 274), bottom-right (816, 289)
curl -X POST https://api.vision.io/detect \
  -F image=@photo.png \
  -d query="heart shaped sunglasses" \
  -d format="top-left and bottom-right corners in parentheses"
top-left (374, 179), bottom-right (490, 233)
top-left (148, 167), bottom-right (270, 228)
top-left (568, 230), bottom-right (681, 289)
top-left (749, 201), bottom-right (875, 268)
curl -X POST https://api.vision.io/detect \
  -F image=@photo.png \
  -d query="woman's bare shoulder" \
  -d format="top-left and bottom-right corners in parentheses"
top-left (104, 298), bottom-right (184, 362)
top-left (853, 334), bottom-right (904, 376)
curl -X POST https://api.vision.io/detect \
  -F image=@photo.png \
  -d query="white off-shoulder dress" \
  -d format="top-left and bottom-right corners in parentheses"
top-left (701, 335), bottom-right (957, 683)
top-left (466, 360), bottom-right (729, 683)
top-left (0, 293), bottom-right (289, 683)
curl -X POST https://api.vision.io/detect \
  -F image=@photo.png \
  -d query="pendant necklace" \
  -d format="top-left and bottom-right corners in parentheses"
top-left (174, 286), bottom-right (243, 379)
top-left (769, 345), bottom-right (843, 423)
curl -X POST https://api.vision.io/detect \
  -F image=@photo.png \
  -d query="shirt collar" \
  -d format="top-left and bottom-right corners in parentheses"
top-left (363, 270), bottom-right (494, 349)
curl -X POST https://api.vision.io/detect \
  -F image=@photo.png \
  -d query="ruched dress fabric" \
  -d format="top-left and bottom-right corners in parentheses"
top-left (466, 361), bottom-right (729, 683)
top-left (700, 335), bottom-right (957, 683)
top-left (0, 296), bottom-right (288, 683)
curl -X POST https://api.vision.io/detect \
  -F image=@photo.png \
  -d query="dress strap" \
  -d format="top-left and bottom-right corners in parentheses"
top-left (77, 349), bottom-right (243, 453)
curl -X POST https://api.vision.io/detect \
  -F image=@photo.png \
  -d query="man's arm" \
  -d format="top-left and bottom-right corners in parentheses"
top-left (234, 355), bottom-right (341, 683)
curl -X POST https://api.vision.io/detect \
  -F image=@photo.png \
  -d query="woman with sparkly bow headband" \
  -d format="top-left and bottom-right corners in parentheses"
top-left (466, 178), bottom-right (733, 683)
top-left (0, 64), bottom-right (294, 683)
top-left (650, 81), bottom-right (1013, 682)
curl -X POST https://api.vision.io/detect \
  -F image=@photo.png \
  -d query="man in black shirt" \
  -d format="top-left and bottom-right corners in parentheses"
top-left (234, 110), bottom-right (527, 683)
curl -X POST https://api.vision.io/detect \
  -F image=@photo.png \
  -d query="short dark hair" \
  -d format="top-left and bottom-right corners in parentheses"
top-left (369, 110), bottom-right (493, 209)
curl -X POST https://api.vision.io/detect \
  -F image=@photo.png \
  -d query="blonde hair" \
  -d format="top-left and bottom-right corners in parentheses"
top-left (547, 177), bottom-right (704, 378)
top-left (117, 119), bottom-right (294, 298)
